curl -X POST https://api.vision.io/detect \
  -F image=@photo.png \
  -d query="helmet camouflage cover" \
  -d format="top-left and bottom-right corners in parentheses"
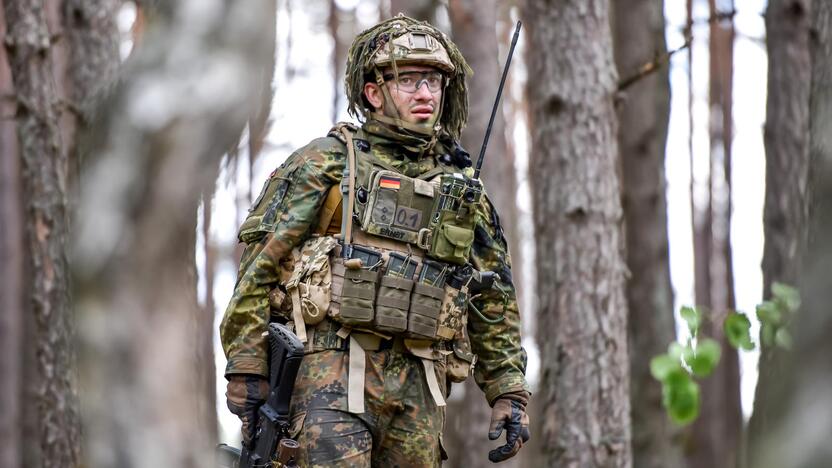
top-left (345, 14), bottom-right (472, 139)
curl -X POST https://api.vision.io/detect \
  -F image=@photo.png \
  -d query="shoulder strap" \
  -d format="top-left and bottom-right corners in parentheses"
top-left (418, 166), bottom-right (445, 180)
top-left (339, 127), bottom-right (358, 244)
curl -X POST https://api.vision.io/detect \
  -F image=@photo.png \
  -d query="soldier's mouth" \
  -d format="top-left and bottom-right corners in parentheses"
top-left (411, 106), bottom-right (434, 118)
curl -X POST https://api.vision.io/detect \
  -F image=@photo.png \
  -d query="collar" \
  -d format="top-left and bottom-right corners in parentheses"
top-left (363, 117), bottom-right (440, 159)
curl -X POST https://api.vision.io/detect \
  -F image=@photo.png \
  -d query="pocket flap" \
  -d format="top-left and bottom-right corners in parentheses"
top-left (440, 224), bottom-right (474, 248)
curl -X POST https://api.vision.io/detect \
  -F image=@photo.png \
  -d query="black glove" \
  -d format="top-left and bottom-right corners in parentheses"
top-left (226, 374), bottom-right (270, 446)
top-left (488, 391), bottom-right (531, 463)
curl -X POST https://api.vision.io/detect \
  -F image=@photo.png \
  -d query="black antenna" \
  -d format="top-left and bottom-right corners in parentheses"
top-left (473, 20), bottom-right (522, 180)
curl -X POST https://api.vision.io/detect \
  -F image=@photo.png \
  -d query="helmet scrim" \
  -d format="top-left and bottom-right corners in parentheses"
top-left (345, 15), bottom-right (472, 139)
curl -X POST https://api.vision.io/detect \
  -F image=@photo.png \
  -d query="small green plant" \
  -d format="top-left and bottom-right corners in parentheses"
top-left (650, 282), bottom-right (799, 425)
top-left (650, 306), bottom-right (723, 425)
top-left (756, 282), bottom-right (800, 350)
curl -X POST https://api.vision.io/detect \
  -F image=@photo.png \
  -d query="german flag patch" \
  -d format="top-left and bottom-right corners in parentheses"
top-left (379, 176), bottom-right (401, 190)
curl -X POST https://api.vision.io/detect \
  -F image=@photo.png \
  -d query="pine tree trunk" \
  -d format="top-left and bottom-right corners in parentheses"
top-left (0, 5), bottom-right (24, 466)
top-left (611, 0), bottom-right (682, 466)
top-left (524, 0), bottom-right (632, 466)
top-left (753, 5), bottom-right (832, 465)
top-left (688, 4), bottom-right (742, 466)
top-left (388, 0), bottom-right (437, 21)
top-left (3, 0), bottom-right (82, 466)
top-left (72, 2), bottom-right (273, 466)
top-left (201, 190), bottom-right (219, 443)
top-left (748, 0), bottom-right (812, 460)
top-left (747, 0), bottom-right (811, 462)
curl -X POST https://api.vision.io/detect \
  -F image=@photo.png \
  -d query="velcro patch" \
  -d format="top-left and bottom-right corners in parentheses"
top-left (379, 176), bottom-right (401, 190)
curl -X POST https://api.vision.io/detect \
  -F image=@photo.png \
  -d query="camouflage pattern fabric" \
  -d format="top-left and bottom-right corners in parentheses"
top-left (219, 118), bottom-right (529, 450)
top-left (287, 349), bottom-right (446, 467)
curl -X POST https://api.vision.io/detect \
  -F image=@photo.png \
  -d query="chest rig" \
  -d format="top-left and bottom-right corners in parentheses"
top-left (283, 124), bottom-right (479, 413)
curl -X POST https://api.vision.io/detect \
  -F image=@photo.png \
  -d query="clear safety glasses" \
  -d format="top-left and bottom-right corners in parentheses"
top-left (382, 71), bottom-right (444, 93)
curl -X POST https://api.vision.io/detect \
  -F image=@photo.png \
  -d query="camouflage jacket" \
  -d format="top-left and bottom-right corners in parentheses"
top-left (220, 120), bottom-right (529, 404)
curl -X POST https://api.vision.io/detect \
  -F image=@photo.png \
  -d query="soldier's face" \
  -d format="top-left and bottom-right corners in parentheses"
top-left (364, 65), bottom-right (443, 129)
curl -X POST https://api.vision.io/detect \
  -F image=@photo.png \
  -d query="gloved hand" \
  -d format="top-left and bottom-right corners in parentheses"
top-left (226, 374), bottom-right (270, 446)
top-left (488, 391), bottom-right (531, 463)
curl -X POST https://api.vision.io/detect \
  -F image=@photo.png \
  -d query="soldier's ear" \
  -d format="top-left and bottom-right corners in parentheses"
top-left (363, 82), bottom-right (384, 111)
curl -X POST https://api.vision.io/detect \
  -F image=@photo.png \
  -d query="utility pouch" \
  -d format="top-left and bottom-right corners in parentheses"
top-left (407, 259), bottom-right (448, 340)
top-left (435, 264), bottom-right (472, 341)
top-left (375, 252), bottom-right (417, 333)
top-left (285, 236), bottom-right (339, 326)
top-left (446, 334), bottom-right (477, 383)
top-left (331, 245), bottom-right (382, 326)
top-left (430, 221), bottom-right (475, 265)
top-left (423, 174), bottom-right (478, 265)
top-left (437, 283), bottom-right (469, 341)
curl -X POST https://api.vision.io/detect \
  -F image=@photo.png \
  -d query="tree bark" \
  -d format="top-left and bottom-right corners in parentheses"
top-left (71, 1), bottom-right (274, 466)
top-left (62, 0), bottom-right (121, 186)
top-left (201, 189), bottom-right (219, 443)
top-left (753, 4), bottom-right (832, 466)
top-left (0, 4), bottom-right (24, 467)
top-left (524, 0), bottom-right (632, 466)
top-left (3, 1), bottom-right (82, 466)
top-left (388, 0), bottom-right (437, 22)
top-left (747, 0), bottom-right (811, 463)
top-left (612, 0), bottom-right (682, 466)
top-left (687, 4), bottom-right (742, 467)
top-left (446, 1), bottom-right (522, 467)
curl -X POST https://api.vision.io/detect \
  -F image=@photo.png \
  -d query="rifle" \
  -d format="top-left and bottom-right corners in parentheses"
top-left (219, 322), bottom-right (304, 468)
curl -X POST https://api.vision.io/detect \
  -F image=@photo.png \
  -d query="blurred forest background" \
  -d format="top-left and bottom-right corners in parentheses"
top-left (2, 0), bottom-right (832, 467)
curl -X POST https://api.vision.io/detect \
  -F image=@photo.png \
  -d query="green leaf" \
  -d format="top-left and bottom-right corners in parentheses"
top-left (724, 312), bottom-right (755, 350)
top-left (662, 370), bottom-right (700, 425)
top-left (668, 342), bottom-right (686, 361)
top-left (772, 282), bottom-right (801, 312)
top-left (756, 301), bottom-right (783, 326)
top-left (688, 338), bottom-right (722, 377)
top-left (680, 306), bottom-right (701, 337)
top-left (761, 323), bottom-right (776, 347)
top-left (651, 354), bottom-right (683, 381)
top-left (775, 328), bottom-right (793, 350)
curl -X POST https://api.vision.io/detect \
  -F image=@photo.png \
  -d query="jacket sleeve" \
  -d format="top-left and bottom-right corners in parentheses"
top-left (219, 139), bottom-right (343, 377)
top-left (468, 194), bottom-right (529, 405)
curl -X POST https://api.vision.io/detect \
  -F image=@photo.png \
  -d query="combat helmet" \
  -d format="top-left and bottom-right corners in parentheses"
top-left (345, 14), bottom-right (472, 139)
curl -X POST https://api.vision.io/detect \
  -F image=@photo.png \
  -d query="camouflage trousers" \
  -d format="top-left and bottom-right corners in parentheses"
top-left (287, 348), bottom-right (448, 467)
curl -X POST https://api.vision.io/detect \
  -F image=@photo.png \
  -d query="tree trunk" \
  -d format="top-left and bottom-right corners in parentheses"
top-left (747, 0), bottom-right (811, 463)
top-left (62, 0), bottom-right (121, 187)
top-left (446, 2), bottom-right (522, 467)
top-left (388, 0), bottom-right (437, 21)
top-left (612, 0), bottom-right (682, 466)
top-left (0, 5), bottom-right (24, 467)
top-left (524, 1), bottom-right (632, 466)
top-left (753, 4), bottom-right (832, 466)
top-left (200, 190), bottom-right (219, 443)
top-left (72, 1), bottom-right (273, 466)
top-left (3, 1), bottom-right (82, 466)
top-left (687, 4), bottom-right (742, 467)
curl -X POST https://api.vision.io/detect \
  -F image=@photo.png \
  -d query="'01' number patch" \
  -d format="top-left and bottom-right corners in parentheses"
top-left (393, 206), bottom-right (422, 231)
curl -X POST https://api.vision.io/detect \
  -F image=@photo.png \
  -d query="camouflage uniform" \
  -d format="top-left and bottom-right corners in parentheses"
top-left (221, 15), bottom-right (528, 468)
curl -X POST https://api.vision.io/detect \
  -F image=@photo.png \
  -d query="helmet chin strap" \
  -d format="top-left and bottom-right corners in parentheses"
top-left (371, 68), bottom-right (446, 148)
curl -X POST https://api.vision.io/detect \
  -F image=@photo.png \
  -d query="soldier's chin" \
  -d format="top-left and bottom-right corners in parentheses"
top-left (411, 114), bottom-right (437, 127)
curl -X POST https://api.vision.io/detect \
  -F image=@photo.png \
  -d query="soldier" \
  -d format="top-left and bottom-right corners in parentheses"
top-left (221, 14), bottom-right (530, 467)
